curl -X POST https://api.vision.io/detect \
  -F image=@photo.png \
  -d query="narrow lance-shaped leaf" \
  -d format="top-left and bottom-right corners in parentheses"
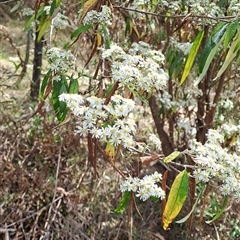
top-left (24, 7), bottom-right (45, 31)
top-left (130, 19), bottom-right (140, 40)
top-left (10, 1), bottom-right (22, 13)
top-left (105, 141), bottom-right (115, 163)
top-left (50, 0), bottom-right (62, 15)
top-left (195, 23), bottom-right (228, 85)
top-left (162, 170), bottom-right (189, 230)
top-left (176, 184), bottom-right (206, 224)
top-left (205, 195), bottom-right (228, 224)
top-left (52, 76), bottom-right (68, 122)
top-left (37, 19), bottom-right (51, 42)
top-left (71, 24), bottom-right (92, 40)
top-left (163, 151), bottom-right (180, 163)
top-left (114, 191), bottom-right (131, 214)
top-left (198, 22), bottom-right (227, 75)
top-left (68, 78), bottom-right (79, 94)
top-left (223, 20), bottom-right (239, 49)
top-left (180, 29), bottom-right (204, 85)
top-left (40, 69), bottom-right (52, 99)
top-left (213, 29), bottom-right (240, 81)
top-left (79, 0), bottom-right (99, 24)
top-left (128, 85), bottom-right (148, 105)
top-left (125, 18), bottom-right (131, 36)
top-left (102, 26), bottom-right (111, 49)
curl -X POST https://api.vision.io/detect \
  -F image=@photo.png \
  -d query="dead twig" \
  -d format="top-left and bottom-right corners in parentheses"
top-left (40, 141), bottom-right (64, 239)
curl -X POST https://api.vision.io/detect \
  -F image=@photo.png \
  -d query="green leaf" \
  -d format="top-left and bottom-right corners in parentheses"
top-left (55, 0), bottom-right (62, 8)
top-left (125, 18), bottom-right (131, 36)
top-left (25, 15), bottom-right (36, 31)
top-left (24, 7), bottom-right (45, 31)
top-left (206, 195), bottom-right (228, 224)
top-left (50, 0), bottom-right (62, 15)
top-left (114, 191), bottom-right (131, 214)
top-left (68, 78), bottom-right (79, 94)
top-left (151, 196), bottom-right (159, 203)
top-left (163, 170), bottom-right (189, 230)
top-left (180, 30), bottom-right (204, 85)
top-left (52, 76), bottom-right (68, 122)
top-left (128, 85), bottom-right (148, 105)
top-left (102, 26), bottom-right (111, 49)
top-left (198, 22), bottom-right (227, 74)
top-left (223, 20), bottom-right (239, 49)
top-left (104, 84), bottom-right (114, 98)
top-left (213, 29), bottom-right (240, 81)
top-left (176, 184), bottom-right (206, 224)
top-left (163, 151), bottom-right (181, 163)
top-left (79, 0), bottom-right (99, 24)
top-left (50, 0), bottom-right (56, 16)
top-left (40, 69), bottom-right (52, 99)
top-left (10, 1), bottom-right (21, 13)
top-left (71, 25), bottom-right (92, 40)
top-left (195, 23), bottom-right (228, 85)
top-left (37, 19), bottom-right (51, 42)
top-left (168, 51), bottom-right (181, 78)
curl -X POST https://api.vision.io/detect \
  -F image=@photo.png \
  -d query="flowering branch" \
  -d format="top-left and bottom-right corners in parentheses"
top-left (113, 5), bottom-right (238, 22)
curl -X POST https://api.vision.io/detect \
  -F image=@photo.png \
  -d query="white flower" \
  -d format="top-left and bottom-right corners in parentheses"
top-left (193, 169), bottom-right (209, 182)
top-left (149, 134), bottom-right (162, 151)
top-left (46, 48), bottom-right (74, 74)
top-left (90, 127), bottom-right (103, 139)
top-left (234, 191), bottom-right (240, 203)
top-left (83, 5), bottom-right (112, 26)
top-left (151, 171), bottom-right (163, 182)
top-left (52, 12), bottom-right (69, 30)
top-left (76, 124), bottom-right (89, 137)
top-left (206, 129), bottom-right (224, 144)
top-left (120, 172), bottom-right (165, 201)
top-left (120, 176), bottom-right (139, 192)
top-left (101, 42), bottom-right (168, 92)
top-left (219, 185), bottom-right (231, 196)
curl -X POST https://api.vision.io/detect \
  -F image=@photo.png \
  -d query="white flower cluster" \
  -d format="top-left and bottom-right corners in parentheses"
top-left (190, 129), bottom-right (240, 202)
top-left (218, 122), bottom-right (240, 154)
top-left (169, 37), bottom-right (193, 56)
top-left (44, 6), bottom-right (51, 15)
top-left (52, 12), bottom-right (69, 30)
top-left (21, 7), bottom-right (35, 17)
top-left (156, 1), bottom-right (181, 12)
top-left (120, 172), bottom-right (165, 201)
top-left (46, 47), bottom-right (74, 78)
top-left (102, 42), bottom-right (168, 92)
top-left (82, 5), bottom-right (112, 26)
top-left (228, 1), bottom-right (240, 15)
top-left (148, 133), bottom-right (162, 151)
top-left (221, 123), bottom-right (240, 136)
top-left (177, 116), bottom-right (197, 137)
top-left (219, 99), bottom-right (234, 110)
top-left (156, 0), bottom-right (230, 22)
top-left (59, 93), bottom-right (137, 148)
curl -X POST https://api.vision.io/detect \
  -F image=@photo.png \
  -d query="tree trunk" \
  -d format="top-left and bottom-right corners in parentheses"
top-left (149, 96), bottom-right (174, 156)
top-left (30, 31), bottom-right (44, 100)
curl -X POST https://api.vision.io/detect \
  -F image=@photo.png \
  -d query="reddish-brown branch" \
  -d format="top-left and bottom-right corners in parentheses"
top-left (149, 96), bottom-right (174, 156)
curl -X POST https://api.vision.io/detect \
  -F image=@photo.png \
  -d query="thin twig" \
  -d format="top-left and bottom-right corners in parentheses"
top-left (6, 195), bottom-right (63, 228)
top-left (41, 141), bottom-right (63, 238)
top-left (169, 161), bottom-right (197, 169)
top-left (213, 222), bottom-right (220, 240)
top-left (113, 5), bottom-right (237, 22)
